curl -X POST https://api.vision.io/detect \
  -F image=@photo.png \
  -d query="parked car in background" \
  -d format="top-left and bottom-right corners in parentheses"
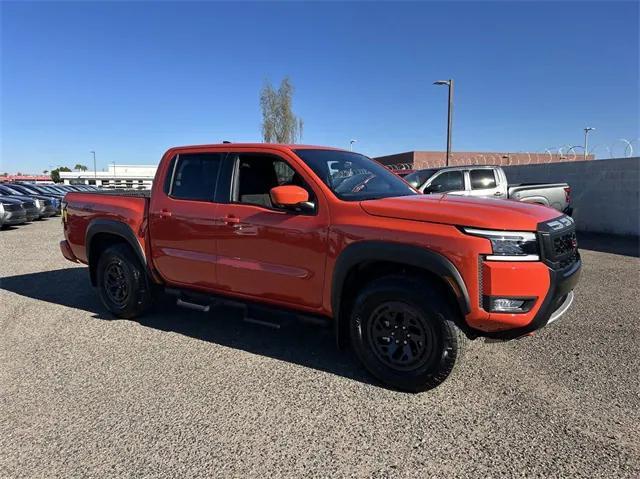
top-left (0, 184), bottom-right (56, 219)
top-left (49, 185), bottom-right (82, 193)
top-left (73, 185), bottom-right (99, 191)
top-left (0, 197), bottom-right (28, 227)
top-left (18, 183), bottom-right (67, 200)
top-left (403, 165), bottom-right (572, 214)
top-left (0, 187), bottom-right (44, 220)
top-left (40, 185), bottom-right (68, 196)
top-left (1, 183), bottom-right (60, 215)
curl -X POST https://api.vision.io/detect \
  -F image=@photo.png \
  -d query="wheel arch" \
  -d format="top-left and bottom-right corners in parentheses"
top-left (86, 219), bottom-right (147, 287)
top-left (518, 196), bottom-right (550, 207)
top-left (331, 241), bottom-right (471, 348)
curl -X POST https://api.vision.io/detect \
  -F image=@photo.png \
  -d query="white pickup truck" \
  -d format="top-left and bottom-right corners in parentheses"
top-left (403, 165), bottom-right (572, 214)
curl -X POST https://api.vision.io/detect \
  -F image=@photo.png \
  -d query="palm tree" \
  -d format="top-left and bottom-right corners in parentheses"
top-left (74, 164), bottom-right (88, 172)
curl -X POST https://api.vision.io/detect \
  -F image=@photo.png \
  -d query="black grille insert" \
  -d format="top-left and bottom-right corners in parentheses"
top-left (553, 231), bottom-right (577, 257)
top-left (538, 216), bottom-right (579, 270)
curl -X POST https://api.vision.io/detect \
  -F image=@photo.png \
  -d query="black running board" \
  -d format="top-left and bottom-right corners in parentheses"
top-left (176, 298), bottom-right (210, 312)
top-left (165, 287), bottom-right (331, 329)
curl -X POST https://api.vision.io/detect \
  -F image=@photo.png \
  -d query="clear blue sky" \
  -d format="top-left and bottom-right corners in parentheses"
top-left (2, 1), bottom-right (638, 173)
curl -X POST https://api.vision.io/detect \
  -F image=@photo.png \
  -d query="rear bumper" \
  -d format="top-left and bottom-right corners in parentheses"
top-left (60, 240), bottom-right (79, 263)
top-left (483, 259), bottom-right (581, 340)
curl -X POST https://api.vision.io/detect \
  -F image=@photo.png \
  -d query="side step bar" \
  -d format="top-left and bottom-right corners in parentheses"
top-left (176, 298), bottom-right (210, 312)
top-left (165, 287), bottom-right (331, 329)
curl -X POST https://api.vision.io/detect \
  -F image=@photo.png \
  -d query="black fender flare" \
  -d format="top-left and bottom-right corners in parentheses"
top-left (331, 241), bottom-right (471, 345)
top-left (86, 219), bottom-right (148, 286)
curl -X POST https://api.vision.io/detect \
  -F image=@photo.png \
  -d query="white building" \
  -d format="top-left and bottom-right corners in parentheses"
top-left (60, 164), bottom-right (158, 189)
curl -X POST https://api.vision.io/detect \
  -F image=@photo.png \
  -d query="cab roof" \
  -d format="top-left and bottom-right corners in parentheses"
top-left (167, 143), bottom-right (346, 153)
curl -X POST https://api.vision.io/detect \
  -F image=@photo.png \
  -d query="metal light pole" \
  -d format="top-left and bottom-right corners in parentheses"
top-left (583, 127), bottom-right (595, 160)
top-left (434, 79), bottom-right (454, 166)
top-left (90, 151), bottom-right (96, 179)
top-left (349, 139), bottom-right (357, 151)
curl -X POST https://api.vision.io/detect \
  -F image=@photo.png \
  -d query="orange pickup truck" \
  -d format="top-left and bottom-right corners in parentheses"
top-left (60, 144), bottom-right (581, 391)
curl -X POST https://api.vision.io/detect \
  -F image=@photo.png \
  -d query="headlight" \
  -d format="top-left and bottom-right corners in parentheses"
top-left (34, 199), bottom-right (41, 208)
top-left (464, 228), bottom-right (539, 261)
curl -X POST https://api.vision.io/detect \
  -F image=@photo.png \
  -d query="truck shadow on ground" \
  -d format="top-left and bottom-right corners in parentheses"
top-left (0, 267), bottom-right (377, 387)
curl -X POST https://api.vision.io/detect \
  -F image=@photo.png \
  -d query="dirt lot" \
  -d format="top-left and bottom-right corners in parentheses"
top-left (1, 219), bottom-right (639, 478)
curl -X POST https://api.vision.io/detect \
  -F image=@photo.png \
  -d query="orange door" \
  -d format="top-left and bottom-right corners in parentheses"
top-left (214, 152), bottom-right (329, 310)
top-left (149, 152), bottom-right (224, 289)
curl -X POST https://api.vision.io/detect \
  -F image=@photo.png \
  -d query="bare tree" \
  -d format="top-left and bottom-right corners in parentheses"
top-left (260, 77), bottom-right (303, 143)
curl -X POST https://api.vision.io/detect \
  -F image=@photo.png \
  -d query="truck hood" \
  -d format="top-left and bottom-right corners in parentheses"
top-left (359, 194), bottom-right (561, 231)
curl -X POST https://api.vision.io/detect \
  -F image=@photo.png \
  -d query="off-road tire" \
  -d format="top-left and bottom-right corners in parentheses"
top-left (96, 243), bottom-right (152, 319)
top-left (350, 275), bottom-right (467, 392)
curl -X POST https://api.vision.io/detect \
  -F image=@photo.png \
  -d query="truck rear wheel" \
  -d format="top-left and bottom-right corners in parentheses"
top-left (349, 275), bottom-right (466, 392)
top-left (96, 243), bottom-right (152, 319)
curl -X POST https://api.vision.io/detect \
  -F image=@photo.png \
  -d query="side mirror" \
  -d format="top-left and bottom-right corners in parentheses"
top-left (270, 185), bottom-right (309, 209)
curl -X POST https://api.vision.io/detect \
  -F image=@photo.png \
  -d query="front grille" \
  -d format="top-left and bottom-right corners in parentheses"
top-left (553, 231), bottom-right (577, 257)
top-left (538, 215), bottom-right (580, 270)
top-left (4, 203), bottom-right (21, 212)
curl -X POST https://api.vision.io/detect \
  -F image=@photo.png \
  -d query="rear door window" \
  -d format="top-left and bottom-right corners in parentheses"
top-left (470, 169), bottom-right (497, 190)
top-left (427, 171), bottom-right (464, 193)
top-left (170, 153), bottom-right (224, 201)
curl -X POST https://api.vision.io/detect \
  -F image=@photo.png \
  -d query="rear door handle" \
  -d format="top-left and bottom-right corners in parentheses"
top-left (159, 209), bottom-right (172, 218)
top-left (494, 192), bottom-right (504, 197)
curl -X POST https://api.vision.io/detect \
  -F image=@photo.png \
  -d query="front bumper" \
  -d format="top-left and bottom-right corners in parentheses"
top-left (3, 211), bottom-right (27, 225)
top-left (548, 290), bottom-right (574, 325)
top-left (41, 205), bottom-right (58, 217)
top-left (24, 207), bottom-right (39, 221)
top-left (483, 258), bottom-right (581, 340)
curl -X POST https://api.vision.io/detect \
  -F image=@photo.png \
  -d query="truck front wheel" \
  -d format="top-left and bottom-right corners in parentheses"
top-left (350, 276), bottom-right (467, 392)
top-left (96, 243), bottom-right (152, 319)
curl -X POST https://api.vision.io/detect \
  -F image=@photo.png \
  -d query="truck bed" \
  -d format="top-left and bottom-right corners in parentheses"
top-left (507, 182), bottom-right (570, 213)
top-left (77, 189), bottom-right (152, 198)
top-left (508, 182), bottom-right (567, 189)
top-left (63, 190), bottom-right (150, 264)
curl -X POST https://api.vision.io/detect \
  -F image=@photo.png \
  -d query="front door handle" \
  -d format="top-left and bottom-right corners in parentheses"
top-left (221, 215), bottom-right (240, 225)
top-left (159, 209), bottom-right (172, 218)
top-left (494, 191), bottom-right (504, 197)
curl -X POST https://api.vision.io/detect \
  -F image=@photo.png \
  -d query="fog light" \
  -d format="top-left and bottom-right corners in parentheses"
top-left (483, 296), bottom-right (535, 313)
top-left (493, 298), bottom-right (525, 311)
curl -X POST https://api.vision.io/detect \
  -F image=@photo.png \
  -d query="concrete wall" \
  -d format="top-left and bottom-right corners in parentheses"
top-left (503, 157), bottom-right (639, 236)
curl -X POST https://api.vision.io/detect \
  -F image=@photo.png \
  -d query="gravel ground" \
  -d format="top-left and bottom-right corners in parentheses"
top-left (1, 219), bottom-right (639, 478)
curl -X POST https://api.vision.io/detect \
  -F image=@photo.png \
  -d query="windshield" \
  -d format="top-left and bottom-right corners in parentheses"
top-left (0, 185), bottom-right (24, 195)
top-left (16, 184), bottom-right (41, 194)
top-left (293, 149), bottom-right (417, 201)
